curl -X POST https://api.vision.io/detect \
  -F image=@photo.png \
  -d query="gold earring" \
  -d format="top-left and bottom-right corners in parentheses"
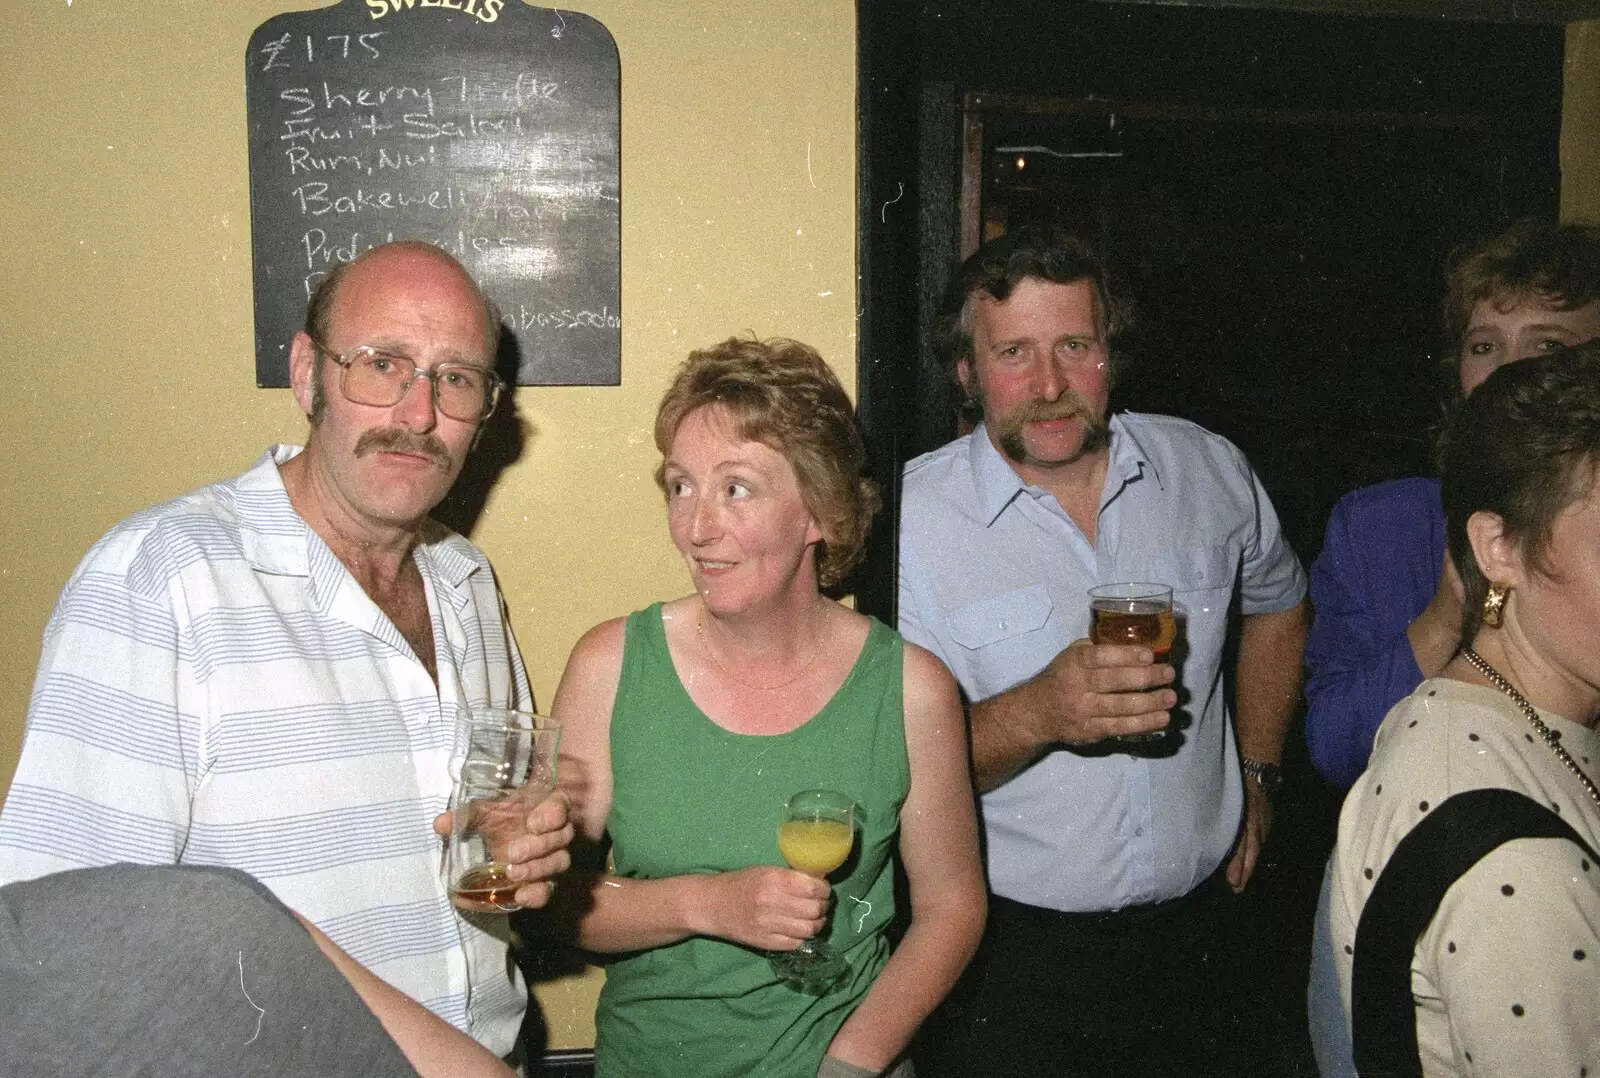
top-left (1481, 582), bottom-right (1511, 629)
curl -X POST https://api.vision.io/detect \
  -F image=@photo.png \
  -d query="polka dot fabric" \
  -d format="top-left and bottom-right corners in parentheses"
top-left (1321, 678), bottom-right (1600, 1076)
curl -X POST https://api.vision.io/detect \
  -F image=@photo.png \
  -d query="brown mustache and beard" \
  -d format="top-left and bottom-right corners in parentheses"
top-left (988, 390), bottom-right (1110, 466)
top-left (354, 427), bottom-right (453, 472)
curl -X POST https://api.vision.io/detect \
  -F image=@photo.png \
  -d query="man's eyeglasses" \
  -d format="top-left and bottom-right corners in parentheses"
top-left (312, 340), bottom-right (503, 423)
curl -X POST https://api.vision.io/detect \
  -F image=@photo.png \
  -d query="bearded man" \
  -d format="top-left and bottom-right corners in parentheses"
top-left (899, 226), bottom-right (1309, 1077)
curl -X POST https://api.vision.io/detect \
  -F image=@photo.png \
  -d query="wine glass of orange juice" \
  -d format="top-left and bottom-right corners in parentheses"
top-left (771, 789), bottom-right (855, 989)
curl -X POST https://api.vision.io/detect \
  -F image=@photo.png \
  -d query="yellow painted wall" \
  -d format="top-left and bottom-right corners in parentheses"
top-left (1564, 20), bottom-right (1600, 222)
top-left (0, 0), bottom-right (856, 1050)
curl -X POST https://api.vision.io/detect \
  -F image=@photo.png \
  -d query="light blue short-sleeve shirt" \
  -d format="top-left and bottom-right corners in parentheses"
top-left (898, 413), bottom-right (1306, 912)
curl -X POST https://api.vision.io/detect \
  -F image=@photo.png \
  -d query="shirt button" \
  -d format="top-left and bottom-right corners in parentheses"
top-left (998, 620), bottom-right (1008, 630)
top-left (1134, 827), bottom-right (1144, 837)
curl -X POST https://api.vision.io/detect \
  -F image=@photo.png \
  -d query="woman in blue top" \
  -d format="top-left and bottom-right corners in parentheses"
top-left (1304, 220), bottom-right (1600, 787)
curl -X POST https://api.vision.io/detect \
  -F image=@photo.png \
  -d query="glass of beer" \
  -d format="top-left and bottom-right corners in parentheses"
top-left (770, 789), bottom-right (856, 990)
top-left (1088, 582), bottom-right (1175, 744)
top-left (443, 708), bottom-right (560, 912)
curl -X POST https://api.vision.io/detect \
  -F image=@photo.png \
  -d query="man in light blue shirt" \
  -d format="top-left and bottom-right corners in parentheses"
top-left (900, 226), bottom-right (1308, 1077)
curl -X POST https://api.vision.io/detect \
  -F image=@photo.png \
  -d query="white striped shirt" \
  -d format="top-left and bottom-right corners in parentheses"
top-left (0, 445), bottom-right (533, 1054)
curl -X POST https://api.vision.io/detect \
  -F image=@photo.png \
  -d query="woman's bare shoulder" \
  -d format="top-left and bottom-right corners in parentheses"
top-left (901, 638), bottom-right (957, 687)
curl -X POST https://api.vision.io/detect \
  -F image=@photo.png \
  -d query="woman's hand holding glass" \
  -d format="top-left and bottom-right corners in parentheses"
top-left (689, 865), bottom-right (832, 953)
top-left (770, 790), bottom-right (856, 989)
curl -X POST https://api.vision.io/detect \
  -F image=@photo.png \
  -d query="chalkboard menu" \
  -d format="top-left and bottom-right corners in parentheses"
top-left (246, 0), bottom-right (619, 387)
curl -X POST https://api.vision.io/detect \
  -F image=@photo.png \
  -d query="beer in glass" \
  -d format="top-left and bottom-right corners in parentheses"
top-left (1088, 582), bottom-right (1175, 744)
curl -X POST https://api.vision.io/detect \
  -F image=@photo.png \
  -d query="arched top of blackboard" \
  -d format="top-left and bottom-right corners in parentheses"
top-left (246, 0), bottom-right (620, 387)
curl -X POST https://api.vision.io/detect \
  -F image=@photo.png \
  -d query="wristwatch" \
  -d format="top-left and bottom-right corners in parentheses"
top-left (1240, 758), bottom-right (1284, 795)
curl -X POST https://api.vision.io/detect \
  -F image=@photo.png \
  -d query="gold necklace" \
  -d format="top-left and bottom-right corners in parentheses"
top-left (696, 611), bottom-right (821, 693)
top-left (1459, 648), bottom-right (1600, 809)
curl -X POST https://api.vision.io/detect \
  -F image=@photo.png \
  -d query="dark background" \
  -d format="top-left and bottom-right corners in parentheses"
top-left (855, 2), bottom-right (1565, 1071)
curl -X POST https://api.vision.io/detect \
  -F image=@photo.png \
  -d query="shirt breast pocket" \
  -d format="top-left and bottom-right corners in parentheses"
top-left (1143, 544), bottom-right (1234, 594)
top-left (1142, 545), bottom-right (1234, 657)
top-left (946, 585), bottom-right (1061, 699)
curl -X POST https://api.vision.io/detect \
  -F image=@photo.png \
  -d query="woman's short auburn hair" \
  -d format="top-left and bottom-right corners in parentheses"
top-left (653, 336), bottom-right (880, 590)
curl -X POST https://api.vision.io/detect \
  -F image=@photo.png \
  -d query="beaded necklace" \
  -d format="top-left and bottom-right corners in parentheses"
top-left (1459, 648), bottom-right (1600, 809)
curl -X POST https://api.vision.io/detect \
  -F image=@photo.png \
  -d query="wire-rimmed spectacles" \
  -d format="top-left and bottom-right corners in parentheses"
top-left (313, 340), bottom-right (503, 423)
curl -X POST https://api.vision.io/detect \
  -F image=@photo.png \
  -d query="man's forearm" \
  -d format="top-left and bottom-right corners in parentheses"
top-left (968, 688), bottom-right (1045, 793)
top-left (1234, 601), bottom-right (1310, 765)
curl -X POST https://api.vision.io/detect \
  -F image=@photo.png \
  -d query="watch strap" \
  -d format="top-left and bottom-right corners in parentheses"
top-left (1240, 757), bottom-right (1283, 793)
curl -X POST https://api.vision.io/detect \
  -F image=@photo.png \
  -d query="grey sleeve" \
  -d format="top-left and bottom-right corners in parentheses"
top-left (0, 864), bottom-right (420, 1078)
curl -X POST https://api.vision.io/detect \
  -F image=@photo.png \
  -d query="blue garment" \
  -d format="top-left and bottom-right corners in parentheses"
top-left (898, 414), bottom-right (1306, 912)
top-left (1303, 477), bottom-right (1444, 787)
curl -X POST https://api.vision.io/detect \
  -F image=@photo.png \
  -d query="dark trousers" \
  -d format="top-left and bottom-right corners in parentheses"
top-left (914, 872), bottom-right (1260, 1078)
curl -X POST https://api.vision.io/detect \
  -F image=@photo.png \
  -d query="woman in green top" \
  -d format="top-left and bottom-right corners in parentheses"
top-left (552, 337), bottom-right (985, 1078)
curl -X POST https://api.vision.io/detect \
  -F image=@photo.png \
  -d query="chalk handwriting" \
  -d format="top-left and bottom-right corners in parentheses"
top-left (402, 112), bottom-right (527, 139)
top-left (250, 1), bottom-right (620, 385)
top-left (302, 228), bottom-right (524, 275)
top-left (278, 82), bottom-right (438, 117)
top-left (304, 33), bottom-right (385, 62)
top-left (292, 183), bottom-right (541, 220)
top-left (513, 304), bottom-right (621, 331)
top-left (285, 148), bottom-right (368, 176)
top-left (279, 115), bottom-right (398, 145)
top-left (438, 73), bottom-right (559, 109)
top-left (293, 182), bottom-right (483, 217)
top-left (259, 33), bottom-right (293, 72)
top-left (282, 145), bottom-right (445, 176)
top-left (259, 32), bottom-right (385, 72)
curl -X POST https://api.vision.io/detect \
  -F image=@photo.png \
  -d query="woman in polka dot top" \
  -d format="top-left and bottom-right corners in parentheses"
top-left (1310, 347), bottom-right (1600, 1076)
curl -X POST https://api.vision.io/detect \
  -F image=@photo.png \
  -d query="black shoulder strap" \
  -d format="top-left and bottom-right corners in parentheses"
top-left (1351, 787), bottom-right (1600, 1077)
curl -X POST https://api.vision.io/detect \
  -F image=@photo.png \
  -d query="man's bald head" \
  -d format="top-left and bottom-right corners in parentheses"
top-left (302, 242), bottom-right (502, 423)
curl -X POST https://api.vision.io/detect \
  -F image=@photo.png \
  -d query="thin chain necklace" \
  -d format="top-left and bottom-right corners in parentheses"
top-left (1459, 648), bottom-right (1600, 808)
top-left (696, 609), bottom-right (821, 693)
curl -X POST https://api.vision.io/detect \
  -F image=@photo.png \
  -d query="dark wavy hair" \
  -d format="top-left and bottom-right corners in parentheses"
top-left (930, 225), bottom-right (1133, 422)
top-left (653, 337), bottom-right (880, 589)
top-left (1442, 340), bottom-right (1600, 643)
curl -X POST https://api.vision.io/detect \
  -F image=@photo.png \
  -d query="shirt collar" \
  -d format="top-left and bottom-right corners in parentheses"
top-left (1102, 414), bottom-right (1165, 508)
top-left (966, 415), bottom-right (1171, 524)
top-left (967, 414), bottom-right (1165, 527)
top-left (236, 444), bottom-right (480, 590)
top-left (236, 445), bottom-right (312, 576)
top-left (967, 425), bottom-right (1030, 525)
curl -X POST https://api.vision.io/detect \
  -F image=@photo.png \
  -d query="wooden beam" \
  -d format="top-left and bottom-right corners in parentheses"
top-left (961, 108), bottom-right (986, 258)
top-left (1089, 0), bottom-right (1600, 24)
top-left (964, 92), bottom-right (1494, 133)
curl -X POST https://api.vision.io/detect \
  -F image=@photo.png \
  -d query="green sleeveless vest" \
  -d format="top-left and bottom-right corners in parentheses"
top-left (595, 604), bottom-right (910, 1078)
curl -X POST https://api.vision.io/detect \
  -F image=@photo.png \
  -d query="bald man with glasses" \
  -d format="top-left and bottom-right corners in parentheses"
top-left (0, 242), bottom-right (571, 1062)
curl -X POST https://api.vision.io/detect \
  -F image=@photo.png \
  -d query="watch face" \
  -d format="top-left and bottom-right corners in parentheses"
top-left (1244, 761), bottom-right (1282, 793)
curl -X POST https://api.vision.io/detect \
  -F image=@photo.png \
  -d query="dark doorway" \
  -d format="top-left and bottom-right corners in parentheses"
top-left (867, 4), bottom-right (1565, 551)
top-left (855, 2), bottom-right (1566, 1072)
top-left (972, 97), bottom-right (1511, 560)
